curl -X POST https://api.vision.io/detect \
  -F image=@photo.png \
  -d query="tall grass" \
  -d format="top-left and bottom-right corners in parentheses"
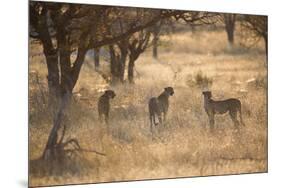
top-left (29, 29), bottom-right (267, 187)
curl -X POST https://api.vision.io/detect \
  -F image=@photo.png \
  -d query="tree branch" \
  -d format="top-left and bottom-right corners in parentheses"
top-left (88, 10), bottom-right (184, 49)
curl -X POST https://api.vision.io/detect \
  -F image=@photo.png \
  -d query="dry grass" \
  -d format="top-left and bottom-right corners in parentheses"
top-left (29, 29), bottom-right (267, 187)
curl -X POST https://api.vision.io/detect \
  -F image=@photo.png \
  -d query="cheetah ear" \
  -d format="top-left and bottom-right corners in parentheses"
top-left (164, 87), bottom-right (168, 91)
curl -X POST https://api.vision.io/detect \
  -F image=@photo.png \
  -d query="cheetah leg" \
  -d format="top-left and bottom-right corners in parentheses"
top-left (105, 113), bottom-right (109, 125)
top-left (229, 110), bottom-right (239, 128)
top-left (208, 113), bottom-right (215, 131)
top-left (152, 114), bottom-right (158, 126)
top-left (158, 114), bottom-right (163, 126)
top-left (239, 107), bottom-right (245, 126)
top-left (98, 112), bottom-right (102, 123)
top-left (150, 115), bottom-right (153, 133)
top-left (163, 112), bottom-right (167, 126)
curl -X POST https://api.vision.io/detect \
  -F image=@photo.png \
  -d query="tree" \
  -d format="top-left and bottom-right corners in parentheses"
top-left (30, 2), bottom-right (102, 106)
top-left (30, 2), bottom-right (101, 162)
top-left (241, 15), bottom-right (268, 65)
top-left (106, 9), bottom-right (158, 83)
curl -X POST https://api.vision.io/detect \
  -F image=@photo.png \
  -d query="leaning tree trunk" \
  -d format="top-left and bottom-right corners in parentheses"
top-left (42, 91), bottom-right (71, 161)
top-left (42, 49), bottom-right (87, 161)
top-left (41, 46), bottom-right (101, 163)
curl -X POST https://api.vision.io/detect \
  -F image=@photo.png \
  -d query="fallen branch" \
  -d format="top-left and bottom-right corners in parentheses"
top-left (63, 138), bottom-right (106, 156)
top-left (64, 148), bottom-right (106, 156)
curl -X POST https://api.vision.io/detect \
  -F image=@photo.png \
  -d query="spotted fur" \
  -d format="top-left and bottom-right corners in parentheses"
top-left (202, 91), bottom-right (245, 130)
top-left (148, 87), bottom-right (174, 131)
top-left (98, 90), bottom-right (116, 124)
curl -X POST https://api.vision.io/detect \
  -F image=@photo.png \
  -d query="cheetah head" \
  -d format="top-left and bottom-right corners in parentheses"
top-left (202, 91), bottom-right (212, 99)
top-left (164, 87), bottom-right (174, 96)
top-left (105, 90), bottom-right (116, 99)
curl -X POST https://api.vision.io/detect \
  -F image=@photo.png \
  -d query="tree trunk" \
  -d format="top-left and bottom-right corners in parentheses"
top-left (119, 50), bottom-right (127, 82)
top-left (224, 14), bottom-right (236, 48)
top-left (57, 31), bottom-right (72, 96)
top-left (94, 48), bottom-right (100, 69)
top-left (71, 47), bottom-right (87, 88)
top-left (37, 11), bottom-right (61, 105)
top-left (41, 51), bottom-right (61, 118)
top-left (45, 50), bottom-right (60, 101)
top-left (152, 23), bottom-right (161, 59)
top-left (109, 45), bottom-right (119, 84)
top-left (118, 40), bottom-right (128, 83)
top-left (109, 44), bottom-right (127, 84)
top-left (226, 26), bottom-right (234, 46)
top-left (191, 24), bottom-right (196, 35)
top-left (44, 52), bottom-right (61, 115)
top-left (128, 59), bottom-right (135, 83)
top-left (110, 57), bottom-right (126, 84)
top-left (152, 37), bottom-right (158, 59)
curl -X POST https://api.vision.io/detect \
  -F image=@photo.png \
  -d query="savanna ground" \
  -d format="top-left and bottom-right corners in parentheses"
top-left (29, 28), bottom-right (267, 187)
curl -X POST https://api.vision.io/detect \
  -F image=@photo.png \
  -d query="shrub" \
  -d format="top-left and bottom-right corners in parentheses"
top-left (193, 70), bottom-right (213, 88)
top-left (255, 74), bottom-right (267, 89)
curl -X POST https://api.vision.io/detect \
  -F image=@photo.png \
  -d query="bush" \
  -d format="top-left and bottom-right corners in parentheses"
top-left (255, 74), bottom-right (267, 89)
top-left (188, 70), bottom-right (213, 88)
